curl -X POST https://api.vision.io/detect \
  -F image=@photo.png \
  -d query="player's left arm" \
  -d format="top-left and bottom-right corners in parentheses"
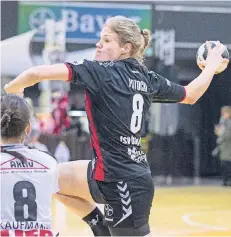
top-left (181, 64), bottom-right (216, 104)
top-left (181, 41), bottom-right (228, 104)
top-left (151, 64), bottom-right (217, 105)
top-left (150, 72), bottom-right (186, 104)
top-left (4, 64), bottom-right (69, 94)
top-left (152, 66), bottom-right (215, 105)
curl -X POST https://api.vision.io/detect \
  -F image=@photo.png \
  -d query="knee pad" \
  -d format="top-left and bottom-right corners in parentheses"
top-left (109, 223), bottom-right (150, 236)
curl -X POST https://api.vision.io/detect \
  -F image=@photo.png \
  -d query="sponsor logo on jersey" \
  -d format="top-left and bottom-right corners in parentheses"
top-left (105, 204), bottom-right (113, 217)
top-left (87, 215), bottom-right (99, 227)
top-left (120, 135), bottom-right (141, 146)
top-left (113, 181), bottom-right (132, 226)
top-left (98, 61), bottom-right (114, 67)
top-left (131, 70), bottom-right (140, 74)
top-left (0, 229), bottom-right (54, 237)
top-left (165, 78), bottom-right (171, 87)
top-left (72, 59), bottom-right (84, 65)
top-left (104, 204), bottom-right (114, 222)
top-left (127, 147), bottom-right (147, 163)
top-left (0, 158), bottom-right (49, 170)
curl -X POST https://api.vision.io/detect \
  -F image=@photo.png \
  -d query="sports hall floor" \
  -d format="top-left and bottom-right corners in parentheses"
top-left (53, 184), bottom-right (231, 236)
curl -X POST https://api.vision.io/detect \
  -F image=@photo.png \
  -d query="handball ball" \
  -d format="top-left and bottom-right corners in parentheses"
top-left (196, 41), bottom-right (229, 74)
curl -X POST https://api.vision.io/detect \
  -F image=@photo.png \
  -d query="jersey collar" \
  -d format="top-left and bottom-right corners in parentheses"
top-left (1, 144), bottom-right (26, 150)
top-left (123, 58), bottom-right (139, 65)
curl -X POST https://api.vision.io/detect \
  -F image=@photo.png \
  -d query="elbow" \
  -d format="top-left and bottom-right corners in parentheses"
top-left (184, 94), bottom-right (198, 105)
top-left (182, 96), bottom-right (197, 105)
top-left (182, 87), bottom-right (197, 105)
top-left (187, 97), bottom-right (197, 105)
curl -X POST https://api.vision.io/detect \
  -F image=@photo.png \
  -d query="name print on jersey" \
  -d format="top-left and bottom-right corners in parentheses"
top-left (0, 222), bottom-right (50, 231)
top-left (128, 78), bottom-right (148, 92)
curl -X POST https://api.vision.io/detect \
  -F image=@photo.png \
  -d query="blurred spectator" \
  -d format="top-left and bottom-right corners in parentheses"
top-left (38, 113), bottom-right (55, 134)
top-left (213, 106), bottom-right (231, 186)
top-left (149, 103), bottom-right (179, 185)
top-left (54, 141), bottom-right (70, 163)
top-left (27, 128), bottom-right (48, 152)
top-left (69, 98), bottom-right (89, 136)
top-left (70, 99), bottom-right (85, 111)
top-left (51, 90), bottom-right (71, 134)
top-left (141, 111), bottom-right (151, 153)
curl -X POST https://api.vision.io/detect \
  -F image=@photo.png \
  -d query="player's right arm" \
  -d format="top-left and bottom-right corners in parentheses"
top-left (4, 64), bottom-right (69, 94)
top-left (4, 60), bottom-right (106, 95)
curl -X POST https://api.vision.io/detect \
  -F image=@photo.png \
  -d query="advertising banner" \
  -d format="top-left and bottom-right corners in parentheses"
top-left (18, 2), bottom-right (152, 43)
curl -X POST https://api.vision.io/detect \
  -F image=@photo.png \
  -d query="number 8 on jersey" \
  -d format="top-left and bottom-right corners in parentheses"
top-left (130, 94), bottom-right (144, 134)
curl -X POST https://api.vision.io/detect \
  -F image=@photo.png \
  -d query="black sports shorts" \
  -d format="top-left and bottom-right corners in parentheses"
top-left (87, 161), bottom-right (154, 231)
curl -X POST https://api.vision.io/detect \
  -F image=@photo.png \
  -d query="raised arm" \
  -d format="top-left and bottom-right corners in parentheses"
top-left (181, 41), bottom-right (229, 104)
top-left (4, 64), bottom-right (69, 94)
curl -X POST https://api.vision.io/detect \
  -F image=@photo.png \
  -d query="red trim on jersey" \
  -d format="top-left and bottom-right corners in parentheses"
top-left (85, 91), bottom-right (104, 181)
top-left (65, 63), bottom-right (72, 82)
top-left (180, 86), bottom-right (187, 102)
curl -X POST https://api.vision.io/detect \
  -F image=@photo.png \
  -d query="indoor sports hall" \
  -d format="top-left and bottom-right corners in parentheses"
top-left (1, 1), bottom-right (231, 236)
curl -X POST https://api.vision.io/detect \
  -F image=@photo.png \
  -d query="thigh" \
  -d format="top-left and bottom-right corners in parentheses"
top-left (57, 160), bottom-right (95, 203)
top-left (99, 173), bottom-right (154, 233)
top-left (54, 193), bottom-right (96, 217)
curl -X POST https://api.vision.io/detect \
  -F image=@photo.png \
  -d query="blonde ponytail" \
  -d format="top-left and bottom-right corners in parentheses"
top-left (106, 16), bottom-right (152, 64)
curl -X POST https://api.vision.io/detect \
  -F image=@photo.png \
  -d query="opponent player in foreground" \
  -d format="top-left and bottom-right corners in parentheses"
top-left (4, 16), bottom-right (228, 236)
top-left (0, 95), bottom-right (59, 236)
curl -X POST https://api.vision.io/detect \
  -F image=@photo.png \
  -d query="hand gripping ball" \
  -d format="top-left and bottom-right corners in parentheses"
top-left (196, 41), bottom-right (229, 74)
